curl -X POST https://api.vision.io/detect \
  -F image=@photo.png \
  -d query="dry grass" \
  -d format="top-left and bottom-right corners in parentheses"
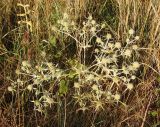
top-left (0, 0), bottom-right (160, 127)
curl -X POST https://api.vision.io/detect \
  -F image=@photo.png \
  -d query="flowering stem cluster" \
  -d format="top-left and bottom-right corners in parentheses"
top-left (8, 14), bottom-right (141, 112)
top-left (55, 14), bottom-right (141, 111)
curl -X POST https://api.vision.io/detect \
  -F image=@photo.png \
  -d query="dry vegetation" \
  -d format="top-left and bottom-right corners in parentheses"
top-left (0, 0), bottom-right (160, 127)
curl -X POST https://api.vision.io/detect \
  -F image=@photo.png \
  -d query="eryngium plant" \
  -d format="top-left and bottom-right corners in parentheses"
top-left (8, 13), bottom-right (141, 112)
top-left (54, 13), bottom-right (141, 111)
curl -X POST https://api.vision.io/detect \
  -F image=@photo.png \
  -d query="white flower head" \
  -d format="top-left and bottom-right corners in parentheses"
top-left (135, 36), bottom-right (140, 40)
top-left (126, 38), bottom-right (130, 43)
top-left (101, 24), bottom-right (105, 28)
top-left (92, 85), bottom-right (99, 91)
top-left (129, 29), bottom-right (134, 35)
top-left (74, 82), bottom-right (81, 89)
top-left (96, 37), bottom-right (102, 44)
top-left (131, 75), bottom-right (136, 80)
top-left (106, 33), bottom-right (112, 39)
top-left (17, 79), bottom-right (21, 83)
top-left (114, 94), bottom-right (121, 101)
top-left (101, 58), bottom-right (108, 64)
top-left (123, 77), bottom-right (127, 82)
top-left (63, 21), bottom-right (68, 27)
top-left (15, 69), bottom-right (20, 75)
top-left (45, 97), bottom-right (54, 105)
top-left (132, 45), bottom-right (138, 50)
top-left (115, 42), bottom-right (121, 48)
top-left (41, 51), bottom-right (46, 57)
top-left (27, 84), bottom-right (33, 91)
top-left (107, 96), bottom-right (111, 100)
top-left (86, 74), bottom-right (94, 81)
top-left (112, 77), bottom-right (119, 83)
top-left (91, 27), bottom-right (96, 32)
top-left (124, 49), bottom-right (132, 57)
top-left (47, 62), bottom-right (53, 68)
top-left (8, 86), bottom-right (14, 92)
top-left (123, 69), bottom-right (129, 75)
top-left (33, 100), bottom-right (40, 106)
top-left (22, 60), bottom-right (30, 67)
top-left (132, 62), bottom-right (140, 69)
top-left (108, 43), bottom-right (114, 48)
top-left (126, 83), bottom-right (133, 90)
top-left (88, 15), bottom-right (93, 20)
top-left (128, 65), bottom-right (134, 71)
top-left (95, 48), bottom-right (99, 53)
top-left (91, 20), bottom-right (96, 25)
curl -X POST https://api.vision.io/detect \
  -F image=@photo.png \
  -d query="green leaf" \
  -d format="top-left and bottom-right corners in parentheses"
top-left (0, 56), bottom-right (5, 62)
top-left (149, 111), bottom-right (158, 117)
top-left (54, 51), bottom-right (62, 58)
top-left (157, 76), bottom-right (160, 83)
top-left (49, 36), bottom-right (56, 47)
top-left (68, 70), bottom-right (77, 79)
top-left (59, 80), bottom-right (68, 96)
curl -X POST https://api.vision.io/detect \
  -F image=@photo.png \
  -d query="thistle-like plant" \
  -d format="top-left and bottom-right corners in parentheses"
top-left (53, 14), bottom-right (141, 111)
top-left (8, 13), bottom-right (141, 112)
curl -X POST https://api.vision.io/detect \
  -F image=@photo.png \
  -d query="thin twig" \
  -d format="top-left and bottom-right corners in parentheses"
top-left (140, 94), bottom-right (153, 127)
